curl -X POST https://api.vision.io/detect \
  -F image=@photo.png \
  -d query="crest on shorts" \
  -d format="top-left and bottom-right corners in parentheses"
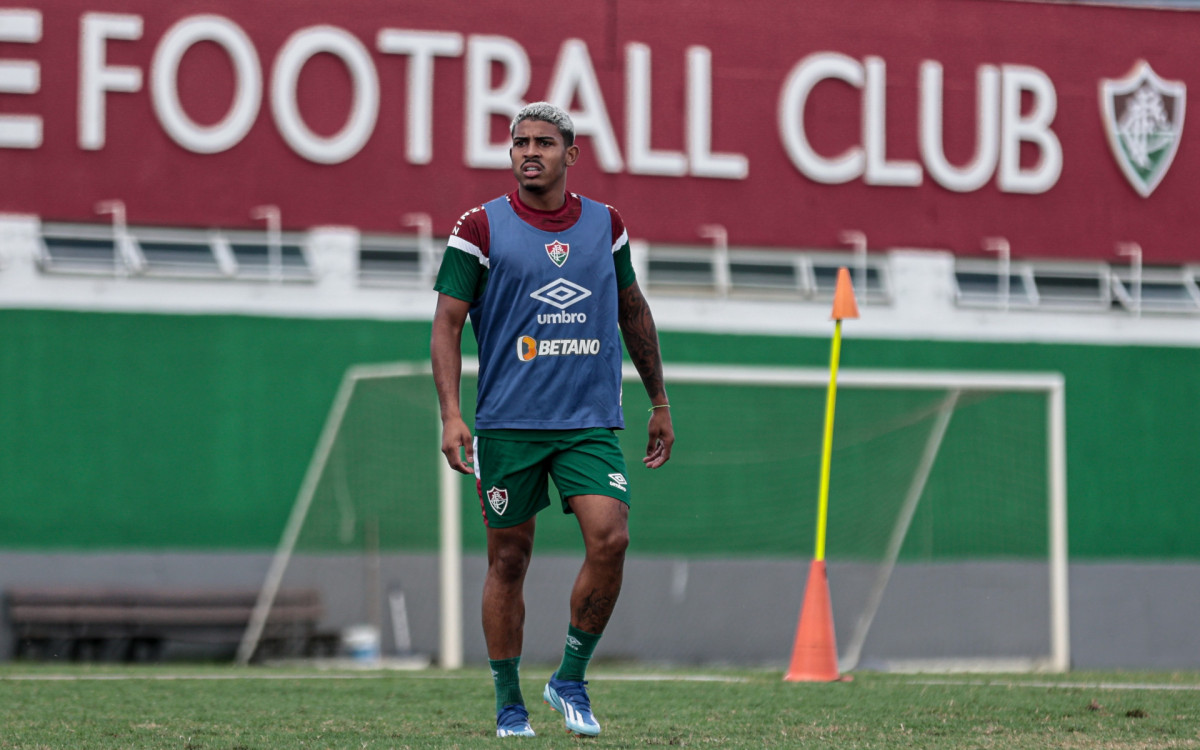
top-left (487, 486), bottom-right (509, 515)
top-left (546, 240), bottom-right (569, 267)
top-left (1100, 61), bottom-right (1186, 198)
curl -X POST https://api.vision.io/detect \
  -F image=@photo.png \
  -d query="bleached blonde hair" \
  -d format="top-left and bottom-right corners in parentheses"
top-left (510, 102), bottom-right (575, 146)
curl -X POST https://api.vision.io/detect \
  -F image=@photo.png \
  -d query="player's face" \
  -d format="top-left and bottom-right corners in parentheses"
top-left (510, 119), bottom-right (579, 199)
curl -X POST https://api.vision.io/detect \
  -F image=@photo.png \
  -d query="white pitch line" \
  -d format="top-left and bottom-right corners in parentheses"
top-left (590, 674), bottom-right (749, 683)
top-left (5, 673), bottom-right (1193, 690)
top-left (908, 679), bottom-right (1200, 692)
top-left (0, 673), bottom-right (391, 681)
top-left (0, 671), bottom-right (749, 683)
top-left (389, 672), bottom-right (749, 683)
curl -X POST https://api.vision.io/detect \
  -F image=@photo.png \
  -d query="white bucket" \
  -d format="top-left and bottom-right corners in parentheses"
top-left (341, 624), bottom-right (381, 663)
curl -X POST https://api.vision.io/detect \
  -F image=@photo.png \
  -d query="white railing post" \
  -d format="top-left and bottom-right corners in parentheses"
top-left (840, 230), bottom-right (867, 306)
top-left (251, 205), bottom-right (283, 284)
top-left (698, 224), bottom-right (730, 297)
top-left (1117, 242), bottom-right (1142, 317)
top-left (984, 237), bottom-right (1011, 312)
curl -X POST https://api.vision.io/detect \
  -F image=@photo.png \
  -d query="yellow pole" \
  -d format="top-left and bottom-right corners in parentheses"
top-left (814, 319), bottom-right (844, 562)
top-left (813, 266), bottom-right (859, 561)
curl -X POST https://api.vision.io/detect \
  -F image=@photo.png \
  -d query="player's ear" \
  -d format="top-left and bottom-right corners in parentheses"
top-left (565, 144), bottom-right (580, 167)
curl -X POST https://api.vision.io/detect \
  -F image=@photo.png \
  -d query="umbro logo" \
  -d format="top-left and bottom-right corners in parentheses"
top-left (566, 635), bottom-right (582, 651)
top-left (530, 278), bottom-right (592, 310)
top-left (608, 473), bottom-right (627, 492)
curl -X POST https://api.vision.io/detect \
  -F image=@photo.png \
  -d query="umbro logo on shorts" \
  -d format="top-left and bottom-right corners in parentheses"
top-left (487, 486), bottom-right (509, 515)
top-left (608, 473), bottom-right (627, 492)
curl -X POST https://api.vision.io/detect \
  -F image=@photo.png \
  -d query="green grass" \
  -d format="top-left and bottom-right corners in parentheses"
top-left (1, 663), bottom-right (1199, 749)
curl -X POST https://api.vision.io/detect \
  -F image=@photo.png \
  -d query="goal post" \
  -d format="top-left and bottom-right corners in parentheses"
top-left (241, 360), bottom-right (1067, 672)
top-left (237, 361), bottom-right (463, 667)
top-left (655, 364), bottom-right (1067, 672)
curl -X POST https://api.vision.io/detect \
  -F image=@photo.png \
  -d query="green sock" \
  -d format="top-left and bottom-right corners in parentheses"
top-left (489, 656), bottom-right (523, 712)
top-left (556, 624), bottom-right (601, 682)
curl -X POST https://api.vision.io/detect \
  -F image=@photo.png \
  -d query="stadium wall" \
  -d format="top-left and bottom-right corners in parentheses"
top-left (2, 306), bottom-right (1198, 560)
top-left (3, 257), bottom-right (1199, 671)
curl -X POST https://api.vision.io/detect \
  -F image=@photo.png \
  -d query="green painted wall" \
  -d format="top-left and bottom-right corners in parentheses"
top-left (0, 310), bottom-right (428, 549)
top-left (2, 309), bottom-right (1197, 560)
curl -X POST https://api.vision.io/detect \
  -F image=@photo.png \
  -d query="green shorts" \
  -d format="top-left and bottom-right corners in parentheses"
top-left (474, 428), bottom-right (631, 528)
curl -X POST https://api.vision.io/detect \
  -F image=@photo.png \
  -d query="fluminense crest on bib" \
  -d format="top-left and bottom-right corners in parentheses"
top-left (546, 240), bottom-right (570, 267)
top-left (487, 486), bottom-right (509, 515)
top-left (1100, 60), bottom-right (1186, 198)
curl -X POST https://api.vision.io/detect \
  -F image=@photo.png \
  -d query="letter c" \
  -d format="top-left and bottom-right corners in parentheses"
top-left (778, 51), bottom-right (865, 184)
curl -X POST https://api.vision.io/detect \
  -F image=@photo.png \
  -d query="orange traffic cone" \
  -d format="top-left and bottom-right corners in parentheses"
top-left (784, 559), bottom-right (840, 681)
top-left (830, 267), bottom-right (860, 321)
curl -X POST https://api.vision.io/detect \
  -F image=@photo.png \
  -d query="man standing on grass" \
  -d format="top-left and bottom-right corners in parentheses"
top-left (430, 101), bottom-right (674, 738)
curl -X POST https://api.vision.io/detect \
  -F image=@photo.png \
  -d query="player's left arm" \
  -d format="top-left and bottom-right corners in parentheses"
top-left (608, 205), bottom-right (672, 467)
top-left (616, 265), bottom-right (673, 468)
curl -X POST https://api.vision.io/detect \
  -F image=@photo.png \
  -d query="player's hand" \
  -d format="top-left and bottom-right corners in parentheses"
top-left (643, 408), bottom-right (674, 469)
top-left (440, 417), bottom-right (475, 474)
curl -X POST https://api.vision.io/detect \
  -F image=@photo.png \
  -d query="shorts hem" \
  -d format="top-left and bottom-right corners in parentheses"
top-left (482, 499), bottom-right (550, 529)
top-left (560, 488), bottom-right (631, 512)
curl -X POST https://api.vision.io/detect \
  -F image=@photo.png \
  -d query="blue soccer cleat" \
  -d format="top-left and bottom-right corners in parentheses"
top-left (543, 672), bottom-right (601, 736)
top-left (495, 704), bottom-right (536, 738)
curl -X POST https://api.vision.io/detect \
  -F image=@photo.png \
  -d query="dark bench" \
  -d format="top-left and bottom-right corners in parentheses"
top-left (4, 587), bottom-right (324, 662)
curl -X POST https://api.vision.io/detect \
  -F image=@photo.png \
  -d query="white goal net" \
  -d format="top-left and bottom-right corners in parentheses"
top-left (239, 361), bottom-right (1067, 672)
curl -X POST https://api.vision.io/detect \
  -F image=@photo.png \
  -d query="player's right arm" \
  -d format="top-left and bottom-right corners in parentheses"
top-left (431, 206), bottom-right (489, 474)
top-left (431, 292), bottom-right (475, 474)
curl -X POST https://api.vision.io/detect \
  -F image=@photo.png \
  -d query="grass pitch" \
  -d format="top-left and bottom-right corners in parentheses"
top-left (1, 663), bottom-right (1198, 749)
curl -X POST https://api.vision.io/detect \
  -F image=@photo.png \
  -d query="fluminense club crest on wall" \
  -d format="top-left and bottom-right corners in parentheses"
top-left (1100, 61), bottom-right (1186, 198)
top-left (546, 240), bottom-right (569, 267)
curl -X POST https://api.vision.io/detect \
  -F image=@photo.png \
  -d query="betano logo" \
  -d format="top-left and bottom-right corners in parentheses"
top-left (516, 336), bottom-right (601, 361)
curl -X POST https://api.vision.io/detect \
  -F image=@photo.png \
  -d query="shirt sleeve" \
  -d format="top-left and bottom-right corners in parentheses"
top-left (433, 244), bottom-right (485, 302)
top-left (614, 242), bottom-right (636, 290)
top-left (607, 205), bottom-right (637, 289)
top-left (434, 206), bottom-right (489, 301)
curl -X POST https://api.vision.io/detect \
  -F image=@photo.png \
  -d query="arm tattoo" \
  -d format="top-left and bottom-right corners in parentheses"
top-left (618, 283), bottom-right (666, 401)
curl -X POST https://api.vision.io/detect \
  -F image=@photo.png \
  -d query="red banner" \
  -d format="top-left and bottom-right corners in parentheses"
top-left (0, 0), bottom-right (1195, 262)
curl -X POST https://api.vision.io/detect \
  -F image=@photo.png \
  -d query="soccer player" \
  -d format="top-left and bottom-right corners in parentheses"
top-left (430, 101), bottom-right (674, 738)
